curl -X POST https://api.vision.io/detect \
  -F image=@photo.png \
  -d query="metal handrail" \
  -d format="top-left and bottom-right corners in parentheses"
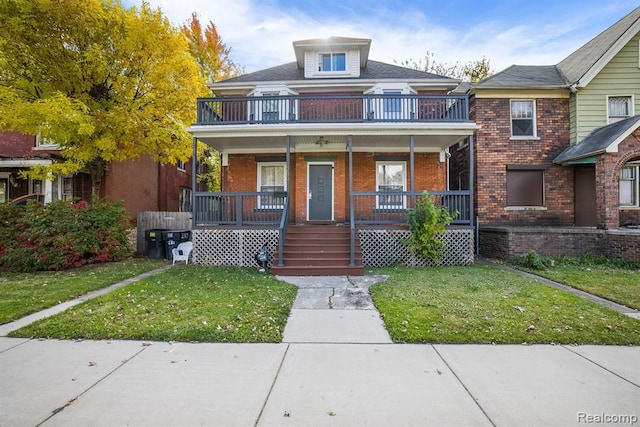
top-left (277, 194), bottom-right (290, 267)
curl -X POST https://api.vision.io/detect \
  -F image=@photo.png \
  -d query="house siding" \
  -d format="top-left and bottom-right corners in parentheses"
top-left (574, 33), bottom-right (640, 143)
top-left (473, 96), bottom-right (573, 226)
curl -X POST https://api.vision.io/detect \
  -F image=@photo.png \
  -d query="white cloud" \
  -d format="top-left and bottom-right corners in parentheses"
top-left (132, 0), bottom-right (637, 74)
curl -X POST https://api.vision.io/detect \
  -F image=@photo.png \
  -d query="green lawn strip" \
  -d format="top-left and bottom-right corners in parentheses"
top-left (10, 266), bottom-right (298, 343)
top-left (0, 258), bottom-right (168, 325)
top-left (519, 265), bottom-right (640, 311)
top-left (370, 265), bottom-right (640, 345)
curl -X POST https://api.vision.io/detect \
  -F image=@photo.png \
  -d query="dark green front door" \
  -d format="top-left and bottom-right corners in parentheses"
top-left (308, 164), bottom-right (333, 221)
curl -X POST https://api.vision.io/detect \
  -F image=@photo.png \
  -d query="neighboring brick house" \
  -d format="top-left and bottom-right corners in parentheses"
top-left (460, 5), bottom-right (640, 261)
top-left (188, 36), bottom-right (478, 274)
top-left (0, 131), bottom-right (198, 222)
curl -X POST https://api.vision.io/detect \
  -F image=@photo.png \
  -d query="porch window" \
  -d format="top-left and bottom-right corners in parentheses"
top-left (262, 92), bottom-right (279, 122)
top-left (376, 162), bottom-right (406, 209)
top-left (619, 164), bottom-right (638, 207)
top-left (258, 162), bottom-right (286, 209)
top-left (510, 100), bottom-right (536, 137)
top-left (319, 53), bottom-right (346, 72)
top-left (507, 168), bottom-right (544, 207)
top-left (608, 96), bottom-right (633, 124)
top-left (383, 91), bottom-right (402, 120)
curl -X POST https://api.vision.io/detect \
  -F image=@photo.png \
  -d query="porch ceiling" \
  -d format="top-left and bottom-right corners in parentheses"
top-left (189, 122), bottom-right (479, 154)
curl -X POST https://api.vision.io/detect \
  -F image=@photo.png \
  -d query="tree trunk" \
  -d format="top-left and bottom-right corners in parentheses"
top-left (89, 159), bottom-right (106, 200)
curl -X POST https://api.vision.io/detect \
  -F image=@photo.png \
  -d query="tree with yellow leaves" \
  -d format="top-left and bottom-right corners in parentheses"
top-left (0, 0), bottom-right (210, 196)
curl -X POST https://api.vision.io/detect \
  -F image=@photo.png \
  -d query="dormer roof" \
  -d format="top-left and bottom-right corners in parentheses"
top-left (292, 36), bottom-right (371, 68)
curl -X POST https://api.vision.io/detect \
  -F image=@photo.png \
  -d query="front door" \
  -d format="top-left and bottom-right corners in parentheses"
top-left (308, 164), bottom-right (333, 221)
top-left (575, 166), bottom-right (597, 227)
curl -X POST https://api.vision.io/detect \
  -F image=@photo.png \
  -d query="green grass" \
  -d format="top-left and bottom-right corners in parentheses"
top-left (10, 266), bottom-right (298, 343)
top-left (370, 265), bottom-right (640, 345)
top-left (0, 258), bottom-right (167, 324)
top-left (515, 256), bottom-right (640, 310)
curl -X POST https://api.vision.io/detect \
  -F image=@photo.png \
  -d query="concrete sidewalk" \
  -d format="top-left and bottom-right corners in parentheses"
top-left (1, 270), bottom-right (639, 425)
top-left (1, 338), bottom-right (639, 426)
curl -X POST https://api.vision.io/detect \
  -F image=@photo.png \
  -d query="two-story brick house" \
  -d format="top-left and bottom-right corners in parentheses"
top-left (463, 5), bottom-right (640, 261)
top-left (188, 36), bottom-right (478, 275)
top-left (0, 130), bottom-right (198, 220)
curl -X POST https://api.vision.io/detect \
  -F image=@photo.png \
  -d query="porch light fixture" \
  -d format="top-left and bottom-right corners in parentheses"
top-left (313, 136), bottom-right (330, 147)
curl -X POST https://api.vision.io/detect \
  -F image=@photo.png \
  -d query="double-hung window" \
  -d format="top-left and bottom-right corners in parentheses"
top-left (318, 53), bottom-right (346, 72)
top-left (376, 161), bottom-right (406, 209)
top-left (608, 96), bottom-right (633, 124)
top-left (620, 164), bottom-right (639, 207)
top-left (258, 163), bottom-right (286, 209)
top-left (510, 100), bottom-right (536, 138)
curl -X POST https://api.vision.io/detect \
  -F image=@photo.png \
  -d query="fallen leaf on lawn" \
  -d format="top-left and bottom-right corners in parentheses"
top-left (513, 305), bottom-right (525, 312)
top-left (605, 325), bottom-right (613, 330)
top-left (525, 325), bottom-right (537, 332)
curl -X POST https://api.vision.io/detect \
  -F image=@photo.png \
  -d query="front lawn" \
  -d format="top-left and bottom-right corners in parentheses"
top-left (370, 265), bottom-right (640, 345)
top-left (514, 256), bottom-right (640, 310)
top-left (10, 266), bottom-right (298, 343)
top-left (0, 258), bottom-right (167, 324)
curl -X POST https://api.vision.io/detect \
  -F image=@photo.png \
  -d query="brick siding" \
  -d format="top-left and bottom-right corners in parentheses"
top-left (473, 97), bottom-right (573, 226)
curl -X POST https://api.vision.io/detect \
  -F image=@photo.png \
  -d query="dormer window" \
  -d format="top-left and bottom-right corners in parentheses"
top-left (319, 53), bottom-right (346, 72)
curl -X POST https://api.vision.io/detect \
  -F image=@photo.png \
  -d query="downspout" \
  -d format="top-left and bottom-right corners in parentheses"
top-left (469, 134), bottom-right (477, 255)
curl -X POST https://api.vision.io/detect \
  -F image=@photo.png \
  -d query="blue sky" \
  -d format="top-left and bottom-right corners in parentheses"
top-left (126, 0), bottom-right (639, 75)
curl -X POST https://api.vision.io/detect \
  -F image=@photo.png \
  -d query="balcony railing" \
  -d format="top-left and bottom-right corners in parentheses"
top-left (196, 94), bottom-right (469, 125)
top-left (194, 192), bottom-right (287, 228)
top-left (193, 190), bottom-right (470, 229)
top-left (351, 191), bottom-right (471, 226)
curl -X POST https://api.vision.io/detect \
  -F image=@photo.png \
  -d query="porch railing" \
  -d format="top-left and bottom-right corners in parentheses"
top-left (196, 94), bottom-right (469, 125)
top-left (193, 192), bottom-right (287, 228)
top-left (277, 193), bottom-right (290, 267)
top-left (351, 191), bottom-right (471, 227)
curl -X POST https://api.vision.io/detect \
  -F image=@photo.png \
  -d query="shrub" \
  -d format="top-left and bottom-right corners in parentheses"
top-left (0, 199), bottom-right (131, 272)
top-left (405, 191), bottom-right (457, 263)
top-left (514, 251), bottom-right (555, 271)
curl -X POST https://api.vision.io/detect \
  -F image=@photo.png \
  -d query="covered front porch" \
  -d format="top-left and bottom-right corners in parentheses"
top-left (188, 94), bottom-right (477, 274)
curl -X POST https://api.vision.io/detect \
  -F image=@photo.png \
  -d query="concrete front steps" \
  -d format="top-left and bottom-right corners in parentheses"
top-left (271, 224), bottom-right (364, 276)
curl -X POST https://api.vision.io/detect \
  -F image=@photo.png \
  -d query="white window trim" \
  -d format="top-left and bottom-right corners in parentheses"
top-left (364, 84), bottom-right (416, 121)
top-left (509, 99), bottom-right (538, 139)
top-left (176, 159), bottom-right (186, 172)
top-left (607, 95), bottom-right (634, 124)
top-left (619, 162), bottom-right (640, 209)
top-left (257, 162), bottom-right (287, 209)
top-left (35, 132), bottom-right (60, 149)
top-left (375, 161), bottom-right (406, 209)
top-left (318, 52), bottom-right (347, 72)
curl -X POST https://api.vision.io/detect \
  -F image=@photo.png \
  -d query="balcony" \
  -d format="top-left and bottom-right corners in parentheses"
top-left (196, 94), bottom-right (469, 125)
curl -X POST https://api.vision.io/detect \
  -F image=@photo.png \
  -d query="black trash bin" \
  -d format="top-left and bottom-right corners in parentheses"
top-left (162, 230), bottom-right (192, 261)
top-left (145, 229), bottom-right (168, 259)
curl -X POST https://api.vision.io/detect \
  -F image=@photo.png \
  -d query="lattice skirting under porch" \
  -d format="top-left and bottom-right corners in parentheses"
top-left (192, 229), bottom-right (279, 267)
top-left (192, 228), bottom-right (474, 268)
top-left (358, 228), bottom-right (475, 267)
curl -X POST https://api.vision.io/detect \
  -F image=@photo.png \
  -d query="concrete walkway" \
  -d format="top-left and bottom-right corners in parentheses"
top-left (1, 268), bottom-right (639, 426)
top-left (277, 275), bottom-right (392, 343)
